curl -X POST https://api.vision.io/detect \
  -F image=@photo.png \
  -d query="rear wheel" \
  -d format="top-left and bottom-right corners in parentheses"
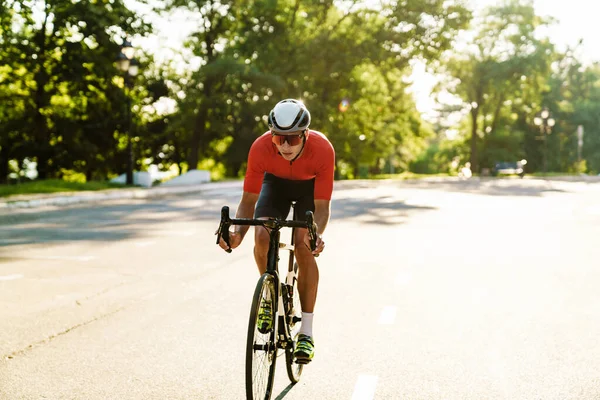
top-left (285, 262), bottom-right (304, 383)
top-left (246, 273), bottom-right (278, 400)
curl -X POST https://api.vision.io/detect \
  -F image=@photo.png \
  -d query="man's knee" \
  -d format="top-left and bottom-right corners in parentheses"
top-left (254, 227), bottom-right (270, 252)
top-left (295, 245), bottom-right (313, 264)
top-left (293, 229), bottom-right (308, 250)
top-left (294, 230), bottom-right (313, 261)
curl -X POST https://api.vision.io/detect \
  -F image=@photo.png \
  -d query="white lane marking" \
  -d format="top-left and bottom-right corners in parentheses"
top-left (17, 255), bottom-right (95, 262)
top-left (351, 374), bottom-right (378, 400)
top-left (135, 241), bottom-right (155, 247)
top-left (377, 306), bottom-right (397, 325)
top-left (0, 274), bottom-right (24, 281)
top-left (395, 271), bottom-right (412, 286)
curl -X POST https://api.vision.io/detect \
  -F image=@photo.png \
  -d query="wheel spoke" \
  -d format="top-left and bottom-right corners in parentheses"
top-left (247, 274), bottom-right (277, 400)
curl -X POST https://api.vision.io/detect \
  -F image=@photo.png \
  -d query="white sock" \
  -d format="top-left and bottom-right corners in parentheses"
top-left (299, 312), bottom-right (314, 337)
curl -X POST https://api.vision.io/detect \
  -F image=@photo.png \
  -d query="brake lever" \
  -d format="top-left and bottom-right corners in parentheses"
top-left (305, 211), bottom-right (319, 257)
top-left (217, 206), bottom-right (232, 253)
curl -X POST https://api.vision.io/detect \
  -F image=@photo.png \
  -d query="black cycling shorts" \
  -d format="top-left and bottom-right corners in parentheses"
top-left (254, 173), bottom-right (315, 221)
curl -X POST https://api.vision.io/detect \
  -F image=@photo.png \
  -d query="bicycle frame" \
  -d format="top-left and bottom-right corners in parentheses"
top-left (218, 205), bottom-right (316, 395)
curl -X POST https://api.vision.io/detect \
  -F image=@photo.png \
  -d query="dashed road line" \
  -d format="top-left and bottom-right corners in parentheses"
top-left (0, 274), bottom-right (24, 281)
top-left (13, 255), bottom-right (95, 262)
top-left (351, 374), bottom-right (378, 400)
top-left (395, 271), bottom-right (412, 286)
top-left (377, 306), bottom-right (397, 325)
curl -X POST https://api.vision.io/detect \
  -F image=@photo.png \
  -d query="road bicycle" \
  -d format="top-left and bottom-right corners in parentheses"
top-left (216, 204), bottom-right (318, 400)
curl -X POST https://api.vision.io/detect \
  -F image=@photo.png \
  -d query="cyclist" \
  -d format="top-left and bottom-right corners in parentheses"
top-left (218, 98), bottom-right (335, 363)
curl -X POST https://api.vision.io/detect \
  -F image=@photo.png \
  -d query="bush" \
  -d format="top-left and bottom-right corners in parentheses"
top-left (60, 169), bottom-right (87, 183)
top-left (197, 158), bottom-right (227, 181)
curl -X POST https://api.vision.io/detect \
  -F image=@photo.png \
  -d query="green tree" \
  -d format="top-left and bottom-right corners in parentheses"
top-left (161, 0), bottom-right (470, 177)
top-left (550, 54), bottom-right (600, 173)
top-left (438, 0), bottom-right (554, 172)
top-left (2, 0), bottom-right (149, 179)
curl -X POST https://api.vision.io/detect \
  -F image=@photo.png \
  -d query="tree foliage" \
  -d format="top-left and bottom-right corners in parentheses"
top-left (0, 0), bottom-right (149, 182)
top-left (1, 0), bottom-right (599, 183)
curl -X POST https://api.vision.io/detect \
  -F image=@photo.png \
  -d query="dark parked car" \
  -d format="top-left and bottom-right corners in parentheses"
top-left (492, 160), bottom-right (526, 178)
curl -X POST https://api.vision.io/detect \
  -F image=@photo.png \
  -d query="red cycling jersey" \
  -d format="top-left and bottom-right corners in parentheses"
top-left (243, 130), bottom-right (335, 200)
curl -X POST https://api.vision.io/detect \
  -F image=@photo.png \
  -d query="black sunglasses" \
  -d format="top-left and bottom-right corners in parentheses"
top-left (271, 131), bottom-right (306, 146)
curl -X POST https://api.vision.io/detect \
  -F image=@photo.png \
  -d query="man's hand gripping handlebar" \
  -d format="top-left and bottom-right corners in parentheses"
top-left (215, 206), bottom-right (318, 254)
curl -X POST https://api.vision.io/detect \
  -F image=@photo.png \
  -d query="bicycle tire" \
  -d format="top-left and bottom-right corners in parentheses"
top-left (285, 262), bottom-right (304, 383)
top-left (246, 273), bottom-right (278, 400)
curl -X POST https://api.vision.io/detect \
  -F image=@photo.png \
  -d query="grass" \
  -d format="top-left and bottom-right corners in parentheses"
top-left (527, 172), bottom-right (585, 177)
top-left (0, 179), bottom-right (130, 198)
top-left (369, 172), bottom-right (453, 180)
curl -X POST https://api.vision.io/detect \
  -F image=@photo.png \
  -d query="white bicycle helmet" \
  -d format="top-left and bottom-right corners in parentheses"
top-left (268, 99), bottom-right (311, 133)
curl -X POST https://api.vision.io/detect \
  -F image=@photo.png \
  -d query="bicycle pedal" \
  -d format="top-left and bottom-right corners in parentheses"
top-left (295, 359), bottom-right (311, 365)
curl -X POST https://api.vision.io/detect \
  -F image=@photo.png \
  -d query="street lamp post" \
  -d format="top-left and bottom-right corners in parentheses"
top-left (533, 108), bottom-right (555, 176)
top-left (577, 125), bottom-right (584, 165)
top-left (116, 39), bottom-right (139, 185)
top-left (357, 134), bottom-right (366, 178)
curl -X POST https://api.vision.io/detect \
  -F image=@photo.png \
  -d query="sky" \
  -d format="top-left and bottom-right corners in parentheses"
top-left (129, 0), bottom-right (600, 120)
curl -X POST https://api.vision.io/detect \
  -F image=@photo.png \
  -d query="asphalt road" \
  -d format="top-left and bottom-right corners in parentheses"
top-left (1, 178), bottom-right (600, 400)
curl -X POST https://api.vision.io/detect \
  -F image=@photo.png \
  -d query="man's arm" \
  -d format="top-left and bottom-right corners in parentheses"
top-left (234, 191), bottom-right (260, 239)
top-left (313, 199), bottom-right (331, 236)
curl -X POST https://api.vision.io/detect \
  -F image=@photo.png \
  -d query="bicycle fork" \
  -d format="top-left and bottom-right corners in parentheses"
top-left (277, 284), bottom-right (292, 350)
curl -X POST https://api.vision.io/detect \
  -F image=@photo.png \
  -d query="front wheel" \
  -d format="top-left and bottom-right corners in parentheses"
top-left (285, 262), bottom-right (304, 383)
top-left (246, 273), bottom-right (278, 400)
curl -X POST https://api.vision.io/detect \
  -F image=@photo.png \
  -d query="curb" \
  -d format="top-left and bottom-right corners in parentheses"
top-left (0, 181), bottom-right (244, 210)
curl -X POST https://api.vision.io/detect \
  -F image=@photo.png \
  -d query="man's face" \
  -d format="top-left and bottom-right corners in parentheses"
top-left (271, 130), bottom-right (306, 161)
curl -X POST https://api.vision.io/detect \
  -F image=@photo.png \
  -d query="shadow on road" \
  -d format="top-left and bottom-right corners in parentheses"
top-left (0, 186), bottom-right (438, 248)
top-left (373, 178), bottom-right (570, 197)
top-left (6, 176), bottom-right (565, 248)
top-left (332, 195), bottom-right (436, 225)
top-left (273, 383), bottom-right (296, 400)
top-left (0, 191), bottom-right (240, 249)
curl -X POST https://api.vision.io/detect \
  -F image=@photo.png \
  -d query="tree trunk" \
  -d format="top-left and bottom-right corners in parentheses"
top-left (490, 93), bottom-right (505, 135)
top-left (0, 145), bottom-right (8, 184)
top-left (35, 134), bottom-right (50, 180)
top-left (174, 148), bottom-right (183, 176)
top-left (188, 78), bottom-right (216, 170)
top-left (188, 113), bottom-right (202, 170)
top-left (469, 85), bottom-right (484, 173)
top-left (230, 160), bottom-right (242, 178)
top-left (187, 15), bottom-right (220, 171)
top-left (470, 106), bottom-right (479, 173)
top-left (33, 8), bottom-right (52, 180)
